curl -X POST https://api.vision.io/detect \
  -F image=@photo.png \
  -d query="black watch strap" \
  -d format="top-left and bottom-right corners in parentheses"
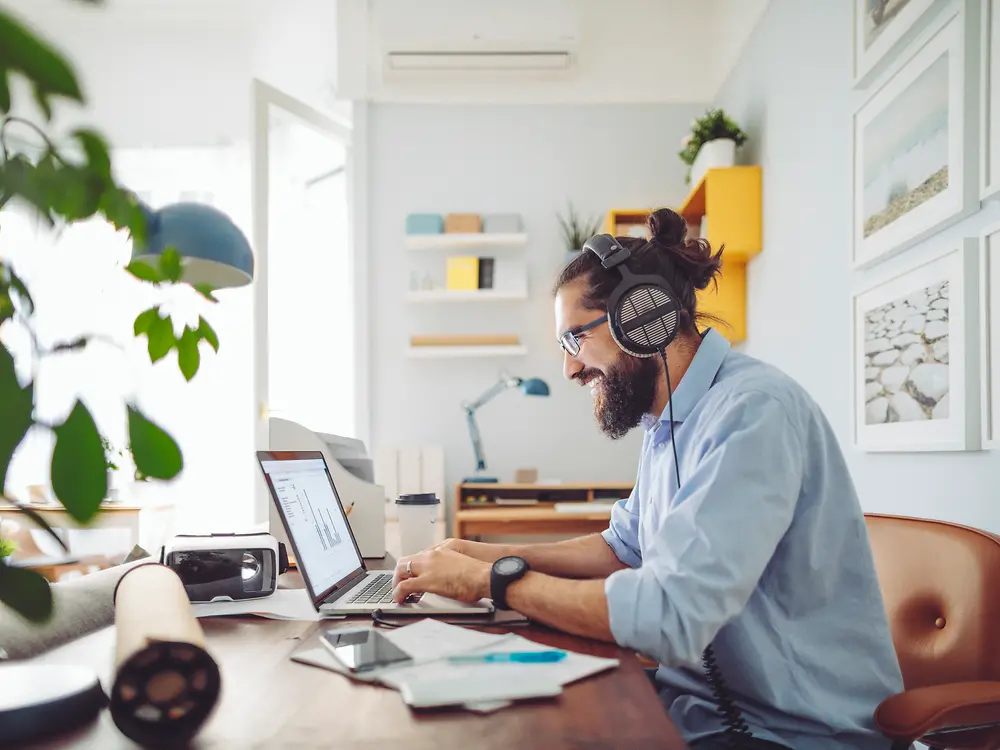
top-left (490, 557), bottom-right (529, 610)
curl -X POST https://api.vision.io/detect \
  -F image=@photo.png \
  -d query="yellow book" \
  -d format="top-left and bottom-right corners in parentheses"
top-left (446, 256), bottom-right (479, 290)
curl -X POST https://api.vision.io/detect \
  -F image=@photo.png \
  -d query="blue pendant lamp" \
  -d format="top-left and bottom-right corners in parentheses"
top-left (130, 202), bottom-right (254, 288)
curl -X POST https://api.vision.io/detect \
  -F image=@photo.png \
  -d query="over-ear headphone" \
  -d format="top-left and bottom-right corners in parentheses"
top-left (582, 233), bottom-right (681, 358)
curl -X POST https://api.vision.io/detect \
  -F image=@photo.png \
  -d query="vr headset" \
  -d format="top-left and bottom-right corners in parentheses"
top-left (161, 532), bottom-right (289, 603)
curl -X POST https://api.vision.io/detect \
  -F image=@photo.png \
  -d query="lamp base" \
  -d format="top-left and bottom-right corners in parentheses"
top-left (463, 476), bottom-right (499, 483)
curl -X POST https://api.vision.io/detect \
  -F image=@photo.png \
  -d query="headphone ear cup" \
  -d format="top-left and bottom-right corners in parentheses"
top-left (608, 282), bottom-right (680, 357)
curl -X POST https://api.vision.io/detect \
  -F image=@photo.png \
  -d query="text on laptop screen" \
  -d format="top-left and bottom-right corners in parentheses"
top-left (260, 458), bottom-right (362, 594)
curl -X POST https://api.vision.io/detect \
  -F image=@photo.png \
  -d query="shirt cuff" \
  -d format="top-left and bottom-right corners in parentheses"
top-left (601, 527), bottom-right (642, 568)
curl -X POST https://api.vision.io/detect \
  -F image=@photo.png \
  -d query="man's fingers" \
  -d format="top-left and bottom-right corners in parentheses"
top-left (393, 577), bottom-right (419, 603)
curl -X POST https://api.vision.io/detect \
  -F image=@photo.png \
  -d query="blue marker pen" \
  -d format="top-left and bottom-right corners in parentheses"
top-left (447, 650), bottom-right (567, 664)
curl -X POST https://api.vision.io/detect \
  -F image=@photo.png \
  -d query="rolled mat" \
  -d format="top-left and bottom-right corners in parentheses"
top-left (109, 562), bottom-right (221, 747)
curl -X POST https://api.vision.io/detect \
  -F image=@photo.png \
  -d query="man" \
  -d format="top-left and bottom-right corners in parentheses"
top-left (392, 209), bottom-right (904, 749)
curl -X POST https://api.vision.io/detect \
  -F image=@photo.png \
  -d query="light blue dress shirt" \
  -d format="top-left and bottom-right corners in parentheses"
top-left (602, 328), bottom-right (904, 749)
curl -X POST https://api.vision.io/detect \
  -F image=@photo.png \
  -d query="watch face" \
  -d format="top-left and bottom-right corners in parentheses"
top-left (495, 556), bottom-right (524, 575)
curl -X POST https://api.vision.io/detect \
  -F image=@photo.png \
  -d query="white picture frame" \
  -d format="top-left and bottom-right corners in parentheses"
top-left (852, 4), bottom-right (980, 269)
top-left (981, 0), bottom-right (1000, 200)
top-left (980, 222), bottom-right (1000, 447)
top-left (853, 238), bottom-right (981, 451)
top-left (854, 0), bottom-right (940, 87)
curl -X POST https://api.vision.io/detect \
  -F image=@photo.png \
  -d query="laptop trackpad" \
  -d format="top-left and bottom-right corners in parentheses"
top-left (397, 593), bottom-right (491, 611)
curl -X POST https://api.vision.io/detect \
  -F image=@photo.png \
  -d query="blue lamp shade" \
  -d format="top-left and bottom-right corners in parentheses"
top-left (130, 202), bottom-right (254, 289)
top-left (520, 378), bottom-right (550, 396)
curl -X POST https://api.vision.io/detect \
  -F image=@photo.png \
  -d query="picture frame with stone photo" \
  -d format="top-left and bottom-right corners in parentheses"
top-left (853, 0), bottom-right (940, 87)
top-left (979, 221), bottom-right (1000, 447)
top-left (853, 238), bottom-right (982, 451)
top-left (852, 2), bottom-right (980, 269)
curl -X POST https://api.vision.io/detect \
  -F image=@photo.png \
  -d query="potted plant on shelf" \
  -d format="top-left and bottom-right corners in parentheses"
top-left (556, 203), bottom-right (603, 266)
top-left (678, 108), bottom-right (749, 185)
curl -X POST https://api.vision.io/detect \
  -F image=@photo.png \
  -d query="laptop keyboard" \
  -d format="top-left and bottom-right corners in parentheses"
top-left (346, 573), bottom-right (397, 604)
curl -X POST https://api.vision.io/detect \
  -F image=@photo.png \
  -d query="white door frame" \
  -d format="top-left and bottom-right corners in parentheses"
top-left (250, 79), bottom-right (369, 526)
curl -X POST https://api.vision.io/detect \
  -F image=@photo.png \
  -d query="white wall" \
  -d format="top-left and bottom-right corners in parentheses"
top-left (338, 0), bottom-right (768, 105)
top-left (714, 0), bottom-right (1000, 533)
top-left (368, 102), bottom-right (706, 518)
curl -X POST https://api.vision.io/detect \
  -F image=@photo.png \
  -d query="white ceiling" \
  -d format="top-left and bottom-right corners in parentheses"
top-left (2, 0), bottom-right (768, 148)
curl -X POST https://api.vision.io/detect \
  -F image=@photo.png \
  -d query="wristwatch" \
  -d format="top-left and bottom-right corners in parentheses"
top-left (490, 556), bottom-right (530, 610)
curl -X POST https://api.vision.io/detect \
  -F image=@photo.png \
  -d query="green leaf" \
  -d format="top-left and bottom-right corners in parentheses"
top-left (0, 68), bottom-right (10, 113)
top-left (0, 563), bottom-right (52, 623)
top-left (196, 316), bottom-right (219, 352)
top-left (176, 327), bottom-right (201, 381)
top-left (13, 504), bottom-right (67, 553)
top-left (0, 291), bottom-right (13, 325)
top-left (72, 129), bottom-right (111, 178)
top-left (146, 314), bottom-right (174, 363)
top-left (50, 400), bottom-right (107, 523)
top-left (125, 260), bottom-right (161, 284)
top-left (0, 343), bottom-right (33, 490)
top-left (128, 405), bottom-right (182, 480)
top-left (159, 247), bottom-right (182, 283)
top-left (100, 188), bottom-right (147, 245)
top-left (192, 283), bottom-right (218, 303)
top-left (133, 306), bottom-right (160, 336)
top-left (0, 10), bottom-right (84, 109)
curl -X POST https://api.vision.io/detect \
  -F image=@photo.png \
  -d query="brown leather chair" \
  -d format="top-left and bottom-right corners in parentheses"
top-left (866, 512), bottom-right (1000, 750)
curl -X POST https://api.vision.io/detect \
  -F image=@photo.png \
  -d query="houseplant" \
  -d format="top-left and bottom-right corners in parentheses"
top-left (556, 203), bottom-right (603, 265)
top-left (0, 0), bottom-right (220, 623)
top-left (678, 108), bottom-right (749, 185)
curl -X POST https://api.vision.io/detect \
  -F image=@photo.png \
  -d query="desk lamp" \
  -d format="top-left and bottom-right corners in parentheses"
top-left (462, 372), bottom-right (549, 483)
top-left (130, 201), bottom-right (254, 288)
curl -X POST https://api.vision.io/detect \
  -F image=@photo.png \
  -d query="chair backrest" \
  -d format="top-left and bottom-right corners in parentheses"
top-left (865, 513), bottom-right (1000, 690)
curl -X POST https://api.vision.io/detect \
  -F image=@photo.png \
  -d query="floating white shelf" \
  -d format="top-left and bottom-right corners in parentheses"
top-left (405, 233), bottom-right (527, 251)
top-left (406, 345), bottom-right (528, 359)
top-left (406, 288), bottom-right (528, 302)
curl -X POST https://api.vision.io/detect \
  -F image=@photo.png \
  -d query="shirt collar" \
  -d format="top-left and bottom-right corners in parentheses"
top-left (642, 328), bottom-right (730, 430)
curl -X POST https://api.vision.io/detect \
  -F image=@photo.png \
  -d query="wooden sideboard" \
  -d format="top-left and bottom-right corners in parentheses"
top-left (453, 482), bottom-right (632, 539)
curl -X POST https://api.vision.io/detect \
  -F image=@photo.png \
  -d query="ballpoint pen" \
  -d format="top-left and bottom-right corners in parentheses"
top-left (447, 650), bottom-right (567, 664)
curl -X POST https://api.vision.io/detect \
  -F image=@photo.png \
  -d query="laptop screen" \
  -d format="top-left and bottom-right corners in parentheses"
top-left (258, 453), bottom-right (364, 602)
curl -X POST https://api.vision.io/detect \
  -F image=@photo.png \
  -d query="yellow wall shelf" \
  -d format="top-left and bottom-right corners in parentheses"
top-left (605, 166), bottom-right (762, 344)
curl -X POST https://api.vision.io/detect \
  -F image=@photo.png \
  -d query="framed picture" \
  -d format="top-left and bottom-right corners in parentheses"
top-left (852, 5), bottom-right (979, 268)
top-left (853, 238), bottom-right (981, 451)
top-left (981, 0), bottom-right (1000, 199)
top-left (981, 222), bottom-right (1000, 446)
top-left (854, 0), bottom-right (940, 86)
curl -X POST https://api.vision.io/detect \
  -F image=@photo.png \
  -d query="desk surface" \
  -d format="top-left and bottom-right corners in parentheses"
top-left (22, 568), bottom-right (688, 750)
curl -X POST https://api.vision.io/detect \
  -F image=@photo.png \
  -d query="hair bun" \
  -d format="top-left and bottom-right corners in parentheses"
top-left (647, 208), bottom-right (687, 246)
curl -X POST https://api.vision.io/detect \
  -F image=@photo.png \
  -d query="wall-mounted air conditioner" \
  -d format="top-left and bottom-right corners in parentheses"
top-left (385, 50), bottom-right (573, 72)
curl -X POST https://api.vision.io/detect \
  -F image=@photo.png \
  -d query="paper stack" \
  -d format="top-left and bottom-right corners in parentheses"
top-left (290, 619), bottom-right (619, 713)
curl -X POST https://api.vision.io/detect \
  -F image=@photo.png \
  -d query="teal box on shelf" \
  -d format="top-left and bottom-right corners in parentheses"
top-left (482, 213), bottom-right (523, 233)
top-left (406, 214), bottom-right (444, 235)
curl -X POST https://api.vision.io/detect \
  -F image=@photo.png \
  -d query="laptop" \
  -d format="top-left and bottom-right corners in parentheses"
top-left (256, 450), bottom-right (494, 617)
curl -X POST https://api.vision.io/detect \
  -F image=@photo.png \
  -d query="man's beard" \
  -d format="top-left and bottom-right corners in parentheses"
top-left (580, 352), bottom-right (660, 439)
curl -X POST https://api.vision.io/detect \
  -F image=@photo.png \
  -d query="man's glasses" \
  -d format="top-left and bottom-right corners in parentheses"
top-left (558, 314), bottom-right (608, 356)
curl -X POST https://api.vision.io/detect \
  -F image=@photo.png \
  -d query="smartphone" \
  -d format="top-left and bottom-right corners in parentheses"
top-left (319, 628), bottom-right (412, 672)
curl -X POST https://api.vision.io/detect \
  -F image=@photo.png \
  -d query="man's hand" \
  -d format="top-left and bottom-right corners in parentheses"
top-left (422, 537), bottom-right (510, 564)
top-left (392, 548), bottom-right (491, 604)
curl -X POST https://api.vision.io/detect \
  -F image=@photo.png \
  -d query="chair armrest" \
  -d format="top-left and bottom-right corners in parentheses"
top-left (874, 681), bottom-right (1000, 739)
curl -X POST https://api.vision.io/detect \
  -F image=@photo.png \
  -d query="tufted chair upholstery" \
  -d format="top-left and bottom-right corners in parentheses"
top-left (865, 513), bottom-right (1000, 750)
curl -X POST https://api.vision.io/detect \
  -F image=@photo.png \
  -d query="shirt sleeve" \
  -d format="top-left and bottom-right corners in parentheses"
top-left (603, 389), bottom-right (805, 669)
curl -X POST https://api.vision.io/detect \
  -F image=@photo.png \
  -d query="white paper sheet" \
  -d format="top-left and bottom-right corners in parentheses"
top-left (190, 588), bottom-right (334, 621)
top-left (289, 619), bottom-right (619, 712)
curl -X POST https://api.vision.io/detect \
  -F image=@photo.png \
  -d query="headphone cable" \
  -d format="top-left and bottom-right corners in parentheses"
top-left (658, 349), bottom-right (753, 748)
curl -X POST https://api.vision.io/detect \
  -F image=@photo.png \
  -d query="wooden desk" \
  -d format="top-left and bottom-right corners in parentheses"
top-left (454, 482), bottom-right (632, 540)
top-left (21, 568), bottom-right (687, 749)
